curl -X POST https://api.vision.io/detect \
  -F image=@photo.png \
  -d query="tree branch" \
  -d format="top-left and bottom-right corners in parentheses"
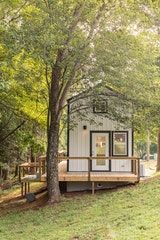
top-left (52, 1), bottom-right (111, 116)
top-left (60, 2), bottom-right (86, 61)
top-left (58, 61), bottom-right (79, 112)
top-left (0, 113), bottom-right (13, 133)
top-left (0, 120), bottom-right (26, 143)
top-left (1, 0), bottom-right (29, 24)
top-left (0, 107), bottom-right (47, 143)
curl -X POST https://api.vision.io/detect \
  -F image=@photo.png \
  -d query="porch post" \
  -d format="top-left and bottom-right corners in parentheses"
top-left (92, 181), bottom-right (95, 195)
top-left (88, 157), bottom-right (91, 181)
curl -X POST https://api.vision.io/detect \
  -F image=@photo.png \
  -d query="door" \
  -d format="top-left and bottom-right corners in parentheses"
top-left (91, 132), bottom-right (110, 171)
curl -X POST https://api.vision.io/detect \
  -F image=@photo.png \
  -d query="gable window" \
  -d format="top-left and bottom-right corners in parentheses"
top-left (93, 100), bottom-right (108, 113)
top-left (112, 132), bottom-right (128, 156)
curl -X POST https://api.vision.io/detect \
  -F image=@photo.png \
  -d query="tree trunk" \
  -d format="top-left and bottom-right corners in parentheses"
top-left (156, 128), bottom-right (160, 172)
top-left (2, 168), bottom-right (8, 180)
top-left (0, 166), bottom-right (2, 179)
top-left (30, 147), bottom-right (35, 162)
top-left (14, 164), bottom-right (19, 178)
top-left (46, 50), bottom-right (63, 203)
top-left (47, 117), bottom-right (60, 203)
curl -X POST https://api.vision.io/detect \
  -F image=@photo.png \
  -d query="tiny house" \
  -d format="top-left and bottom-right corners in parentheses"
top-left (66, 87), bottom-right (139, 192)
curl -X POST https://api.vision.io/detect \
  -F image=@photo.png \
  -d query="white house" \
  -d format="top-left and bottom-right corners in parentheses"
top-left (65, 87), bottom-right (139, 192)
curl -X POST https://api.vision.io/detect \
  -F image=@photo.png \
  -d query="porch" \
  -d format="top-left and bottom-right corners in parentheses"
top-left (19, 156), bottom-right (140, 196)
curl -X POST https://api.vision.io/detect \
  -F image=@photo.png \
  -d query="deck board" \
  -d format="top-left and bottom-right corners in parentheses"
top-left (40, 172), bottom-right (137, 182)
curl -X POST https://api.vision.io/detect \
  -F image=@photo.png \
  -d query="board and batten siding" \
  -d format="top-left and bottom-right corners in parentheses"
top-left (68, 108), bottom-right (133, 172)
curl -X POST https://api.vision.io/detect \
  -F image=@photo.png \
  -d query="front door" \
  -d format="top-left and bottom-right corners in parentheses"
top-left (91, 132), bottom-right (110, 171)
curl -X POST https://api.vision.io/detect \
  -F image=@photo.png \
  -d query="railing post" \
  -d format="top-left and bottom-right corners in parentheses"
top-left (21, 182), bottom-right (24, 196)
top-left (88, 157), bottom-right (91, 181)
top-left (42, 159), bottom-right (46, 174)
top-left (135, 159), bottom-right (137, 175)
top-left (137, 158), bottom-right (140, 181)
top-left (92, 181), bottom-right (95, 195)
top-left (19, 166), bottom-right (21, 182)
top-left (39, 158), bottom-right (42, 181)
top-left (24, 182), bottom-right (27, 195)
top-left (132, 159), bottom-right (136, 175)
top-left (23, 167), bottom-right (25, 177)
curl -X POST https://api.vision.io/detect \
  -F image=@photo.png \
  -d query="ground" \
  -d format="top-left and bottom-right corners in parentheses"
top-left (0, 182), bottom-right (47, 215)
top-left (1, 175), bottom-right (160, 240)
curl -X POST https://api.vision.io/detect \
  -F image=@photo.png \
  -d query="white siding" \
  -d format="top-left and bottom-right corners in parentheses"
top-left (69, 99), bottom-right (133, 172)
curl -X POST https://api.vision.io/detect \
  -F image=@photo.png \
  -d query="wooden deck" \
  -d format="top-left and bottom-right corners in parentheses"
top-left (19, 156), bottom-right (140, 195)
top-left (20, 160), bottom-right (139, 182)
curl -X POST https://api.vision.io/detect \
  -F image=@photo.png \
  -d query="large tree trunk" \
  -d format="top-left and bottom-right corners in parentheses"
top-left (156, 128), bottom-right (160, 172)
top-left (47, 117), bottom-right (60, 203)
top-left (46, 50), bottom-right (62, 203)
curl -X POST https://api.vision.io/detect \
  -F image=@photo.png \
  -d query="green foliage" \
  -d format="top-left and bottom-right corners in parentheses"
top-left (135, 140), bottom-right (157, 158)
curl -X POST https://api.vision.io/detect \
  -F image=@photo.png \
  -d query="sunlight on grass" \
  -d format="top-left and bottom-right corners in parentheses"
top-left (1, 179), bottom-right (160, 239)
top-left (0, 182), bottom-right (45, 203)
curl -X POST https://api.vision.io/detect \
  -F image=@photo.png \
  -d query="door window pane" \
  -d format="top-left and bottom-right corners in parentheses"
top-left (113, 132), bottom-right (127, 155)
top-left (96, 136), bottom-right (106, 165)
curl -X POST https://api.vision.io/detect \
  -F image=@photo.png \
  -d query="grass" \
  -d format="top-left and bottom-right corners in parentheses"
top-left (1, 178), bottom-right (160, 240)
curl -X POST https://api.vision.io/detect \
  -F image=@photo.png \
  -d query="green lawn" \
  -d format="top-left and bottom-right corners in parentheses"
top-left (1, 178), bottom-right (160, 240)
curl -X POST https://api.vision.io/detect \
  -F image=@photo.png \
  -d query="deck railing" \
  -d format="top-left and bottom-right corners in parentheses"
top-left (59, 156), bottom-right (140, 181)
top-left (19, 156), bottom-right (140, 182)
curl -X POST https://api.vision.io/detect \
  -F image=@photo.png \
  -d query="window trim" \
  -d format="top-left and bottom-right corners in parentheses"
top-left (93, 99), bottom-right (108, 113)
top-left (112, 131), bottom-right (128, 156)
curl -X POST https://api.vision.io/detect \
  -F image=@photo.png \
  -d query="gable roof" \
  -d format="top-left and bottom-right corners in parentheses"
top-left (67, 85), bottom-right (123, 103)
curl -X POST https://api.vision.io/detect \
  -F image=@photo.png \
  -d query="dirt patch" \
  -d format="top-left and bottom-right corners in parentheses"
top-left (0, 189), bottom-right (48, 216)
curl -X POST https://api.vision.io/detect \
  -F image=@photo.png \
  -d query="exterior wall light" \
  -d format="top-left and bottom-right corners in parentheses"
top-left (83, 125), bottom-right (87, 130)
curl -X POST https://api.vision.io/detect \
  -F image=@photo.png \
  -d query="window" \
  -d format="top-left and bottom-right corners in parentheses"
top-left (112, 132), bottom-right (128, 156)
top-left (95, 136), bottom-right (106, 165)
top-left (93, 100), bottom-right (108, 113)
